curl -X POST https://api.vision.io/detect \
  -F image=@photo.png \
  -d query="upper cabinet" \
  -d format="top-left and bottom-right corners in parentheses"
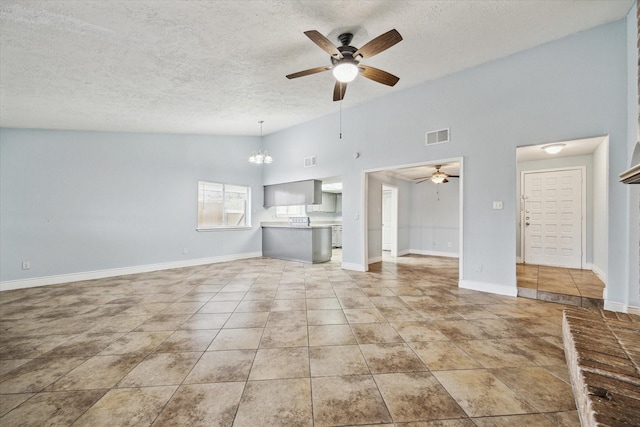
top-left (264, 180), bottom-right (322, 207)
top-left (309, 192), bottom-right (337, 212)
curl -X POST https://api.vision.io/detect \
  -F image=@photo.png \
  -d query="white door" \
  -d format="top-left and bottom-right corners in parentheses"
top-left (523, 168), bottom-right (583, 268)
top-left (382, 190), bottom-right (393, 251)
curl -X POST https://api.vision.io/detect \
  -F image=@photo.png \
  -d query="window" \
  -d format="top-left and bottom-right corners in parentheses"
top-left (275, 205), bottom-right (307, 217)
top-left (198, 181), bottom-right (251, 230)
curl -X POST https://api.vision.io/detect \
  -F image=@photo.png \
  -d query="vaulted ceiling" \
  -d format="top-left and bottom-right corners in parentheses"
top-left (0, 0), bottom-right (633, 136)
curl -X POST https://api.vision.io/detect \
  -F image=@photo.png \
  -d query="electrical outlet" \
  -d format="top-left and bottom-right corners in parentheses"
top-left (493, 201), bottom-right (503, 210)
top-left (182, 248), bottom-right (188, 255)
top-left (22, 261), bottom-right (30, 270)
top-left (448, 242), bottom-right (452, 248)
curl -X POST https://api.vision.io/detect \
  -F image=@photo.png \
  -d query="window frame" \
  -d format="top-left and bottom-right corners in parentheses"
top-left (196, 180), bottom-right (252, 231)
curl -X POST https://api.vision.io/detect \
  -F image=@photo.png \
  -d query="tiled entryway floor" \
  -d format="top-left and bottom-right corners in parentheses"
top-left (517, 263), bottom-right (605, 307)
top-left (0, 253), bottom-right (580, 426)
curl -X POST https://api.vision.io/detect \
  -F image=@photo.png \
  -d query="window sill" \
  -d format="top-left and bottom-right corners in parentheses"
top-left (197, 226), bottom-right (253, 232)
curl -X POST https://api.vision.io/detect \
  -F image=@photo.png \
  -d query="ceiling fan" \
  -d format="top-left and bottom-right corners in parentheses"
top-left (415, 165), bottom-right (460, 184)
top-left (286, 29), bottom-right (402, 101)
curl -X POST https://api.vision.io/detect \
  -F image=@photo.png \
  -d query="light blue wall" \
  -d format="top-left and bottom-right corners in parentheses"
top-left (263, 20), bottom-right (632, 301)
top-left (0, 129), bottom-right (264, 282)
top-left (410, 179), bottom-right (460, 256)
top-left (366, 173), bottom-right (411, 261)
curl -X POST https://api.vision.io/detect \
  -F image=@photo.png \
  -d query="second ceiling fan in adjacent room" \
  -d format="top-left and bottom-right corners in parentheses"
top-left (414, 165), bottom-right (460, 184)
top-left (286, 29), bottom-right (403, 101)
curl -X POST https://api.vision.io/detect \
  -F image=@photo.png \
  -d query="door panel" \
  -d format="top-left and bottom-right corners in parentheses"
top-left (523, 169), bottom-right (582, 268)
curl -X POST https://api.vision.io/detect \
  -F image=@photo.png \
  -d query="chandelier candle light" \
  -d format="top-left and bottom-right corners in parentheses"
top-left (249, 120), bottom-right (272, 164)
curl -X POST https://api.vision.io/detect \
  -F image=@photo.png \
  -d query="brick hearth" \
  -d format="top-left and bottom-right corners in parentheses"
top-left (562, 308), bottom-right (640, 426)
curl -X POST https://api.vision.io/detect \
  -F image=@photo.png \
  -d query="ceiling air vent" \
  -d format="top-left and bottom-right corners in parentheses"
top-left (426, 128), bottom-right (450, 146)
top-left (304, 155), bottom-right (317, 168)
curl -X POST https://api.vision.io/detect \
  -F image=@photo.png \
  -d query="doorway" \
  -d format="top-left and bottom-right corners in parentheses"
top-left (362, 157), bottom-right (463, 283)
top-left (521, 167), bottom-right (585, 269)
top-left (382, 184), bottom-right (398, 257)
top-left (515, 136), bottom-right (608, 306)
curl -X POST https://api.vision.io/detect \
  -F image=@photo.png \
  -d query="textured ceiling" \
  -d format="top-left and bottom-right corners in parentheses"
top-left (0, 0), bottom-right (633, 136)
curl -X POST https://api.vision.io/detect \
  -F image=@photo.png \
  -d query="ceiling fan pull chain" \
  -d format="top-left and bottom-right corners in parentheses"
top-left (339, 101), bottom-right (342, 139)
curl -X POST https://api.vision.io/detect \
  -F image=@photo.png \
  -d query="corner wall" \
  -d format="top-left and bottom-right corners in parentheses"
top-left (0, 128), bottom-right (264, 288)
top-left (263, 19), bottom-right (630, 303)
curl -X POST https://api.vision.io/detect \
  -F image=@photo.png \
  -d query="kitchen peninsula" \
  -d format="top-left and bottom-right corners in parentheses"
top-left (261, 223), bottom-right (332, 264)
top-left (261, 178), bottom-right (340, 264)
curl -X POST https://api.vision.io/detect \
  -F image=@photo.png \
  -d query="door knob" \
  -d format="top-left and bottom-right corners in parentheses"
top-left (525, 222), bottom-right (530, 226)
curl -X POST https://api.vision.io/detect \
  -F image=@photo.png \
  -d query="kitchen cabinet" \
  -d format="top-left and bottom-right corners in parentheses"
top-left (309, 192), bottom-right (337, 212)
top-left (264, 180), bottom-right (322, 207)
top-left (262, 225), bottom-right (332, 263)
top-left (331, 225), bottom-right (342, 248)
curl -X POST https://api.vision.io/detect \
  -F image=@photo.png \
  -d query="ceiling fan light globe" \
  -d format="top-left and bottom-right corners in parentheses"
top-left (333, 63), bottom-right (358, 83)
top-left (430, 171), bottom-right (447, 184)
top-left (249, 153), bottom-right (257, 163)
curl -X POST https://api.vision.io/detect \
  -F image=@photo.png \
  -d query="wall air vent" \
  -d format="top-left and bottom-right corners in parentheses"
top-left (304, 155), bottom-right (317, 168)
top-left (425, 128), bottom-right (450, 146)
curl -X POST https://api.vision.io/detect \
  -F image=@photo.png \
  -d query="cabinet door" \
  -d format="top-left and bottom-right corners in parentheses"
top-left (324, 193), bottom-right (336, 212)
top-left (314, 192), bottom-right (336, 212)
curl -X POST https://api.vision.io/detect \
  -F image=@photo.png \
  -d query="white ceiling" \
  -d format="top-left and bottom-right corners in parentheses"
top-left (373, 162), bottom-right (461, 183)
top-left (0, 1), bottom-right (633, 136)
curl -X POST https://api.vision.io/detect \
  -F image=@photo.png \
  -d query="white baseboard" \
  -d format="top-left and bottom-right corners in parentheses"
top-left (590, 264), bottom-right (607, 283)
top-left (368, 256), bottom-right (383, 264)
top-left (410, 249), bottom-right (459, 258)
top-left (397, 249), bottom-right (411, 257)
top-left (602, 301), bottom-right (640, 314)
top-left (341, 262), bottom-right (366, 272)
top-left (516, 256), bottom-right (523, 264)
top-left (459, 279), bottom-right (518, 297)
top-left (0, 252), bottom-right (263, 292)
top-left (603, 300), bottom-right (628, 313)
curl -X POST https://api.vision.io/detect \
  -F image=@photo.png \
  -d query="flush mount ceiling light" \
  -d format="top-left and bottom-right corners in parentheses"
top-left (542, 143), bottom-right (566, 154)
top-left (249, 120), bottom-right (272, 164)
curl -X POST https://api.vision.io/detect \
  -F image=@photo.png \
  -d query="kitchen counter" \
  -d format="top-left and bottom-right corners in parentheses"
top-left (260, 222), bottom-right (341, 228)
top-left (262, 224), bottom-right (332, 263)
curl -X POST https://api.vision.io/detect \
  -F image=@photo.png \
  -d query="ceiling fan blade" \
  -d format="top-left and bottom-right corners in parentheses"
top-left (354, 29), bottom-right (402, 59)
top-left (286, 66), bottom-right (330, 80)
top-left (333, 81), bottom-right (347, 101)
top-left (447, 175), bottom-right (460, 178)
top-left (359, 65), bottom-right (400, 87)
top-left (414, 178), bottom-right (430, 184)
top-left (304, 30), bottom-right (343, 58)
top-left (442, 178), bottom-right (449, 184)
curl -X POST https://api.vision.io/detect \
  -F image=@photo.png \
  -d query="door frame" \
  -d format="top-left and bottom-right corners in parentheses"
top-left (520, 166), bottom-right (587, 268)
top-left (361, 156), bottom-right (464, 284)
top-left (382, 184), bottom-right (399, 257)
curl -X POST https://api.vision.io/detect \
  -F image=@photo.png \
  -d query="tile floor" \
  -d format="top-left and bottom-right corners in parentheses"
top-left (516, 263), bottom-right (605, 307)
top-left (0, 251), bottom-right (580, 426)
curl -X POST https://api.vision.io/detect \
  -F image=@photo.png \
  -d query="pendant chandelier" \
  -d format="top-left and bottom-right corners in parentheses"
top-left (249, 120), bottom-right (272, 164)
